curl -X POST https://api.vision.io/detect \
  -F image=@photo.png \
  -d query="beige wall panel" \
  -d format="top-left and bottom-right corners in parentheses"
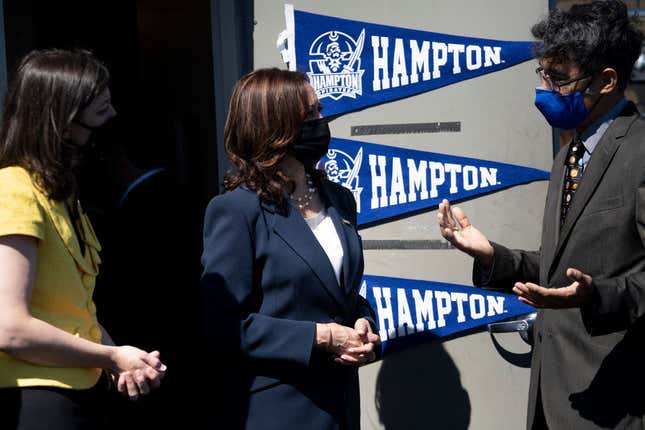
top-left (254, 1), bottom-right (550, 428)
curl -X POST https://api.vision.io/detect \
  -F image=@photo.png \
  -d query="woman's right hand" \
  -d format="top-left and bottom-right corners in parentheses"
top-left (316, 323), bottom-right (373, 365)
top-left (110, 346), bottom-right (166, 400)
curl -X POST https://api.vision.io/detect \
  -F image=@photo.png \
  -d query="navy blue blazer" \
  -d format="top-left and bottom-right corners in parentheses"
top-left (200, 179), bottom-right (375, 430)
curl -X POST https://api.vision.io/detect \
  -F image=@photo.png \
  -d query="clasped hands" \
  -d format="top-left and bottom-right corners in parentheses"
top-left (110, 345), bottom-right (167, 401)
top-left (437, 199), bottom-right (593, 309)
top-left (316, 318), bottom-right (380, 365)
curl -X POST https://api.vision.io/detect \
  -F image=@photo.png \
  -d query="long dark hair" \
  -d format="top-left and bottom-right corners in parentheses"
top-left (0, 49), bottom-right (110, 201)
top-left (224, 68), bottom-right (324, 205)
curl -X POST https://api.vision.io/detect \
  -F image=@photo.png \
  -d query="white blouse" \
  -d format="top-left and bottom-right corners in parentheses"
top-left (304, 209), bottom-right (344, 285)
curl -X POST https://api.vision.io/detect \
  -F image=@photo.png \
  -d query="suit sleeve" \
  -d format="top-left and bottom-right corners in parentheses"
top-left (582, 171), bottom-right (645, 334)
top-left (200, 196), bottom-right (316, 368)
top-left (472, 242), bottom-right (541, 291)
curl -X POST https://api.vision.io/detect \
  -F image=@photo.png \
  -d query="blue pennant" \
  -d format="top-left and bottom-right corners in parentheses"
top-left (317, 138), bottom-right (549, 226)
top-left (283, 5), bottom-right (535, 117)
top-left (360, 275), bottom-right (535, 355)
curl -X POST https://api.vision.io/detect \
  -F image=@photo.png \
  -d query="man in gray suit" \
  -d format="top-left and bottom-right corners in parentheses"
top-left (438, 1), bottom-right (644, 429)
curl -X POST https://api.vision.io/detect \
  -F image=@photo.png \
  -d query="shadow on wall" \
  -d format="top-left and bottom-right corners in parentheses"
top-left (376, 342), bottom-right (471, 430)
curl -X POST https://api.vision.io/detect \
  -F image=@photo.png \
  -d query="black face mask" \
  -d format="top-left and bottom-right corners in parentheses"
top-left (75, 119), bottom-right (103, 132)
top-left (67, 116), bottom-right (117, 157)
top-left (291, 117), bottom-right (331, 168)
top-left (76, 119), bottom-right (123, 211)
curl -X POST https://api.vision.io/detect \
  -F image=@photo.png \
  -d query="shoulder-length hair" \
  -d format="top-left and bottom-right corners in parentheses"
top-left (0, 49), bottom-right (110, 201)
top-left (224, 68), bottom-right (323, 205)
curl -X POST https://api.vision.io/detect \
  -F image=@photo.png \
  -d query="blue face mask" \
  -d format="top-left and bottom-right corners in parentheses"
top-left (534, 88), bottom-right (589, 130)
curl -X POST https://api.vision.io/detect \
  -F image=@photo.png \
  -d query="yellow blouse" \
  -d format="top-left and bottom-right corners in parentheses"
top-left (0, 166), bottom-right (103, 389)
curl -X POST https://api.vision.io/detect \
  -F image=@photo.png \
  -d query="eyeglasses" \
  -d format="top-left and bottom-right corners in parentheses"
top-left (535, 66), bottom-right (591, 92)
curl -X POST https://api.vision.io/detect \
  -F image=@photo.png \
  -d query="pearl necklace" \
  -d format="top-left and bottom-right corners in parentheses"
top-left (290, 173), bottom-right (317, 210)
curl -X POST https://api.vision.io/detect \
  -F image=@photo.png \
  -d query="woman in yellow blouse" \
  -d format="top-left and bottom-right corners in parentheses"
top-left (0, 50), bottom-right (166, 429)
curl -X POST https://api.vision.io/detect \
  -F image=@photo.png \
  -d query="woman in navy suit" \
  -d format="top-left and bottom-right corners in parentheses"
top-left (200, 68), bottom-right (379, 429)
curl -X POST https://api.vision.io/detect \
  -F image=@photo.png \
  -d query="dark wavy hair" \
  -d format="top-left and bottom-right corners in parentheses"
top-left (224, 68), bottom-right (324, 205)
top-left (0, 49), bottom-right (110, 201)
top-left (532, 0), bottom-right (643, 90)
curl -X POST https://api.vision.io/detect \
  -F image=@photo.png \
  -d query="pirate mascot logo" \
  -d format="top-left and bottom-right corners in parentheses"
top-left (318, 147), bottom-right (364, 212)
top-left (308, 29), bottom-right (365, 100)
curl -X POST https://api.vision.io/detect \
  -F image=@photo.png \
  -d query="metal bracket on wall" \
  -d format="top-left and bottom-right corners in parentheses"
top-left (362, 239), bottom-right (453, 250)
top-left (488, 312), bottom-right (536, 346)
top-left (351, 121), bottom-right (461, 136)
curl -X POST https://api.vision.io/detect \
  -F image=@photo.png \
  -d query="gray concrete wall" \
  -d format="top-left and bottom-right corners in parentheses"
top-left (254, 1), bottom-right (551, 428)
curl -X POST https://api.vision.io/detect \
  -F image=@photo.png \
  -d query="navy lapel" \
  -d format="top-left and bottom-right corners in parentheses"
top-left (267, 198), bottom-right (349, 312)
top-left (548, 105), bottom-right (639, 279)
top-left (319, 181), bottom-right (362, 296)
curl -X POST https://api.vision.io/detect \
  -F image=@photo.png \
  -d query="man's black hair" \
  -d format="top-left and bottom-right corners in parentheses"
top-left (532, 0), bottom-right (643, 90)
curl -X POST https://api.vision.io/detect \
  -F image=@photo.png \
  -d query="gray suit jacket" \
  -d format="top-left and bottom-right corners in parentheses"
top-left (474, 102), bottom-right (645, 429)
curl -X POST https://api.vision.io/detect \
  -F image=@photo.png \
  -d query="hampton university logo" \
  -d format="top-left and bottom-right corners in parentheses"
top-left (284, 6), bottom-right (535, 117)
top-left (320, 137), bottom-right (549, 226)
top-left (319, 147), bottom-right (364, 212)
top-left (359, 275), bottom-right (535, 351)
top-left (308, 29), bottom-right (366, 100)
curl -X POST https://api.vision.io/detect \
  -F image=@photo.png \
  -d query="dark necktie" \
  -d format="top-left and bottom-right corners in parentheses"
top-left (561, 137), bottom-right (585, 227)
